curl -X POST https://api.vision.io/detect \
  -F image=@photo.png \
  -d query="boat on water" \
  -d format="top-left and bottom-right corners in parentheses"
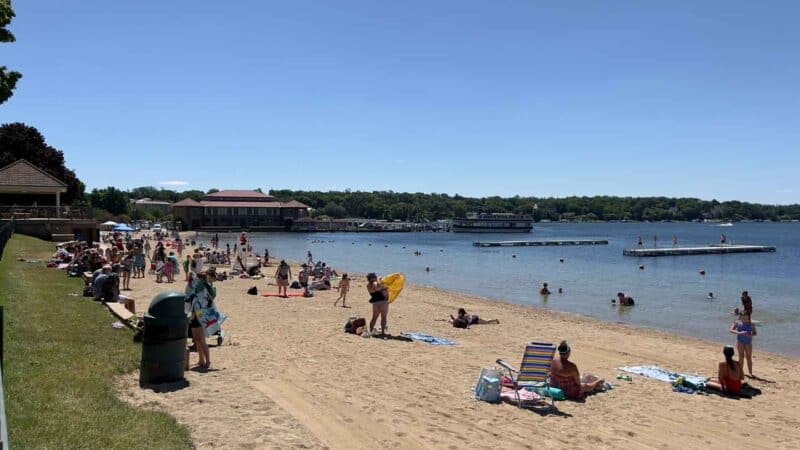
top-left (718, 222), bottom-right (734, 227)
top-left (451, 212), bottom-right (533, 233)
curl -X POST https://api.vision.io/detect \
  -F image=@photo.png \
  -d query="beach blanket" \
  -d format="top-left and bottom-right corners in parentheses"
top-left (261, 293), bottom-right (305, 298)
top-left (500, 386), bottom-right (541, 404)
top-left (620, 366), bottom-right (707, 387)
top-left (400, 332), bottom-right (457, 346)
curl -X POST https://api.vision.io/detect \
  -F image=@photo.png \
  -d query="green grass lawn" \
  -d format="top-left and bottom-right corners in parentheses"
top-left (0, 234), bottom-right (192, 449)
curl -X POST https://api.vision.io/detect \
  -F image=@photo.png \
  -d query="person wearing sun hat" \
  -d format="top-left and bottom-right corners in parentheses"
top-left (549, 340), bottom-right (605, 400)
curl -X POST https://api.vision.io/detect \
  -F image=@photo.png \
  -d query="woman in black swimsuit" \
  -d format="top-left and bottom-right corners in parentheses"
top-left (366, 273), bottom-right (389, 335)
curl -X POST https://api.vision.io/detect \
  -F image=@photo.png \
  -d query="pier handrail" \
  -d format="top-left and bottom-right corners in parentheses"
top-left (0, 219), bottom-right (12, 448)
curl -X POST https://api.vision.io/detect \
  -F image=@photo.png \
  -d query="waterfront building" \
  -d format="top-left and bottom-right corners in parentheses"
top-left (171, 190), bottom-right (309, 231)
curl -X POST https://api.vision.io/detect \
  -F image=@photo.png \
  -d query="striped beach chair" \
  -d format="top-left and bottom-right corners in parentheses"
top-left (496, 342), bottom-right (557, 409)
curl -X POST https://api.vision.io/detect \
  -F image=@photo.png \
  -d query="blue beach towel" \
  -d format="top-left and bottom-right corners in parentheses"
top-left (619, 365), bottom-right (707, 387)
top-left (400, 332), bottom-right (457, 346)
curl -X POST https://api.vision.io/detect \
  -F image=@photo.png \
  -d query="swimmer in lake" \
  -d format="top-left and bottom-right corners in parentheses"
top-left (615, 292), bottom-right (635, 306)
top-left (540, 282), bottom-right (551, 295)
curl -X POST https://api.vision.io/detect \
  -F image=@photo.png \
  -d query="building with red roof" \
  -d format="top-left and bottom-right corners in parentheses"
top-left (172, 190), bottom-right (309, 231)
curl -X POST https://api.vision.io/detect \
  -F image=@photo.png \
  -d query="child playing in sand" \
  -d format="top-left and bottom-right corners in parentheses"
top-left (334, 273), bottom-right (350, 307)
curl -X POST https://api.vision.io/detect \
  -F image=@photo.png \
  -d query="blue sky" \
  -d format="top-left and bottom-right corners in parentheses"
top-left (1, 1), bottom-right (798, 203)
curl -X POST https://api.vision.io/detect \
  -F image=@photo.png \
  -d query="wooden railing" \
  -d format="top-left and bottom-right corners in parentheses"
top-left (0, 206), bottom-right (91, 219)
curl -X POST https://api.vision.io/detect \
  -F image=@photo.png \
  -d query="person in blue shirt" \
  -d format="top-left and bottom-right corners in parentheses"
top-left (731, 313), bottom-right (756, 377)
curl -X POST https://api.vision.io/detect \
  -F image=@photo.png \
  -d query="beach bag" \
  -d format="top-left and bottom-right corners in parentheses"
top-left (525, 385), bottom-right (566, 401)
top-left (474, 368), bottom-right (502, 403)
top-left (247, 286), bottom-right (258, 295)
top-left (290, 281), bottom-right (301, 289)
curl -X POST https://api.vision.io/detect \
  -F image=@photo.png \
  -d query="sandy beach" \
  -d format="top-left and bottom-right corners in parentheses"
top-left (113, 255), bottom-right (800, 449)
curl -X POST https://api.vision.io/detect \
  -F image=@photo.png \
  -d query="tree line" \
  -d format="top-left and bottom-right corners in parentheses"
top-left (269, 190), bottom-right (800, 222)
top-left (2, 123), bottom-right (799, 223)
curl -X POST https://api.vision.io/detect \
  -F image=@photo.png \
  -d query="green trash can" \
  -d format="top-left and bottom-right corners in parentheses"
top-left (140, 291), bottom-right (188, 386)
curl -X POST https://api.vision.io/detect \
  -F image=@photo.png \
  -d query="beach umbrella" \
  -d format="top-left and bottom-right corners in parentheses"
top-left (113, 223), bottom-right (135, 232)
top-left (99, 220), bottom-right (118, 231)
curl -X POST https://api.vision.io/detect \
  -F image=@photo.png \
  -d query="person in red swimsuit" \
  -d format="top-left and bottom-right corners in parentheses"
top-left (706, 345), bottom-right (744, 394)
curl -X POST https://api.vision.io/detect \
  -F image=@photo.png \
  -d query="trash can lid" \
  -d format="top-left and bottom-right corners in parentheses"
top-left (147, 291), bottom-right (188, 317)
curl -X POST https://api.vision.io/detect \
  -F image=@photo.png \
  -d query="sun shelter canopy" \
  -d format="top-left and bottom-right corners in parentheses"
top-left (112, 224), bottom-right (135, 232)
top-left (101, 221), bottom-right (118, 226)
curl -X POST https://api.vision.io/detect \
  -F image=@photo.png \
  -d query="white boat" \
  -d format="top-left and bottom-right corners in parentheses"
top-left (452, 212), bottom-right (533, 233)
top-left (718, 222), bottom-right (734, 227)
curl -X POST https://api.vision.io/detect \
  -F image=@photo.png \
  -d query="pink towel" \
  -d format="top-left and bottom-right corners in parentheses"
top-left (500, 387), bottom-right (541, 403)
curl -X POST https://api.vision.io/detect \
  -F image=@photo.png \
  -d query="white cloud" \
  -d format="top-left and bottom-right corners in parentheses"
top-left (159, 180), bottom-right (190, 187)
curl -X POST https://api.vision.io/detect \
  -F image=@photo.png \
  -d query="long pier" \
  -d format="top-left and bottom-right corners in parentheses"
top-left (473, 239), bottom-right (608, 247)
top-left (623, 244), bottom-right (776, 257)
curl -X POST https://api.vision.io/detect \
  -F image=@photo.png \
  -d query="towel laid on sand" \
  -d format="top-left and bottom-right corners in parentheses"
top-left (500, 386), bottom-right (541, 404)
top-left (261, 293), bottom-right (305, 298)
top-left (400, 333), bottom-right (457, 346)
top-left (620, 365), bottom-right (707, 386)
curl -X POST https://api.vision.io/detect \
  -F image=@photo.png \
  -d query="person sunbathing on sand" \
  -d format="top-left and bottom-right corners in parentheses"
top-left (706, 345), bottom-right (744, 395)
top-left (444, 308), bottom-right (500, 328)
top-left (550, 340), bottom-right (605, 400)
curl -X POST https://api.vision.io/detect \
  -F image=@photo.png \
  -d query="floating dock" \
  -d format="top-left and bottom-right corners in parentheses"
top-left (473, 239), bottom-right (609, 247)
top-left (623, 244), bottom-right (776, 257)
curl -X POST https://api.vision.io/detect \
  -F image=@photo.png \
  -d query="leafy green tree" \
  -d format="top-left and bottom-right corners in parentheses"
top-left (0, 0), bottom-right (21, 104)
top-left (0, 123), bottom-right (85, 202)
top-left (323, 202), bottom-right (347, 219)
top-left (88, 187), bottom-right (129, 215)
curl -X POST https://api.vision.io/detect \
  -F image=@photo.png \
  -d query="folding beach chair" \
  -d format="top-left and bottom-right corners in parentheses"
top-left (496, 342), bottom-right (557, 410)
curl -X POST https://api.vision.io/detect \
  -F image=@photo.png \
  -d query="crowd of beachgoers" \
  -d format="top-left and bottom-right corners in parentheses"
top-left (43, 228), bottom-right (763, 401)
top-left (31, 228), bottom-right (800, 448)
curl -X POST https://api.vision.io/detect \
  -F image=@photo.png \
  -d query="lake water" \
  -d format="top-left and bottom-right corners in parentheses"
top-left (199, 223), bottom-right (800, 357)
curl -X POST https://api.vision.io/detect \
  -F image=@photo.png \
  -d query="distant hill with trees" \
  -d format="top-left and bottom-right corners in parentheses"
top-left (269, 189), bottom-right (800, 222)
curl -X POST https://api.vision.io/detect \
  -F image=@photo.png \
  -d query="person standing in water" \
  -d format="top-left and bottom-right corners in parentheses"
top-left (672, 235), bottom-right (678, 247)
top-left (366, 273), bottom-right (389, 335)
top-left (740, 291), bottom-right (753, 317)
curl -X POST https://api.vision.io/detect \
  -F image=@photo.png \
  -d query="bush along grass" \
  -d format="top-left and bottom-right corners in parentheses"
top-left (0, 234), bottom-right (192, 448)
